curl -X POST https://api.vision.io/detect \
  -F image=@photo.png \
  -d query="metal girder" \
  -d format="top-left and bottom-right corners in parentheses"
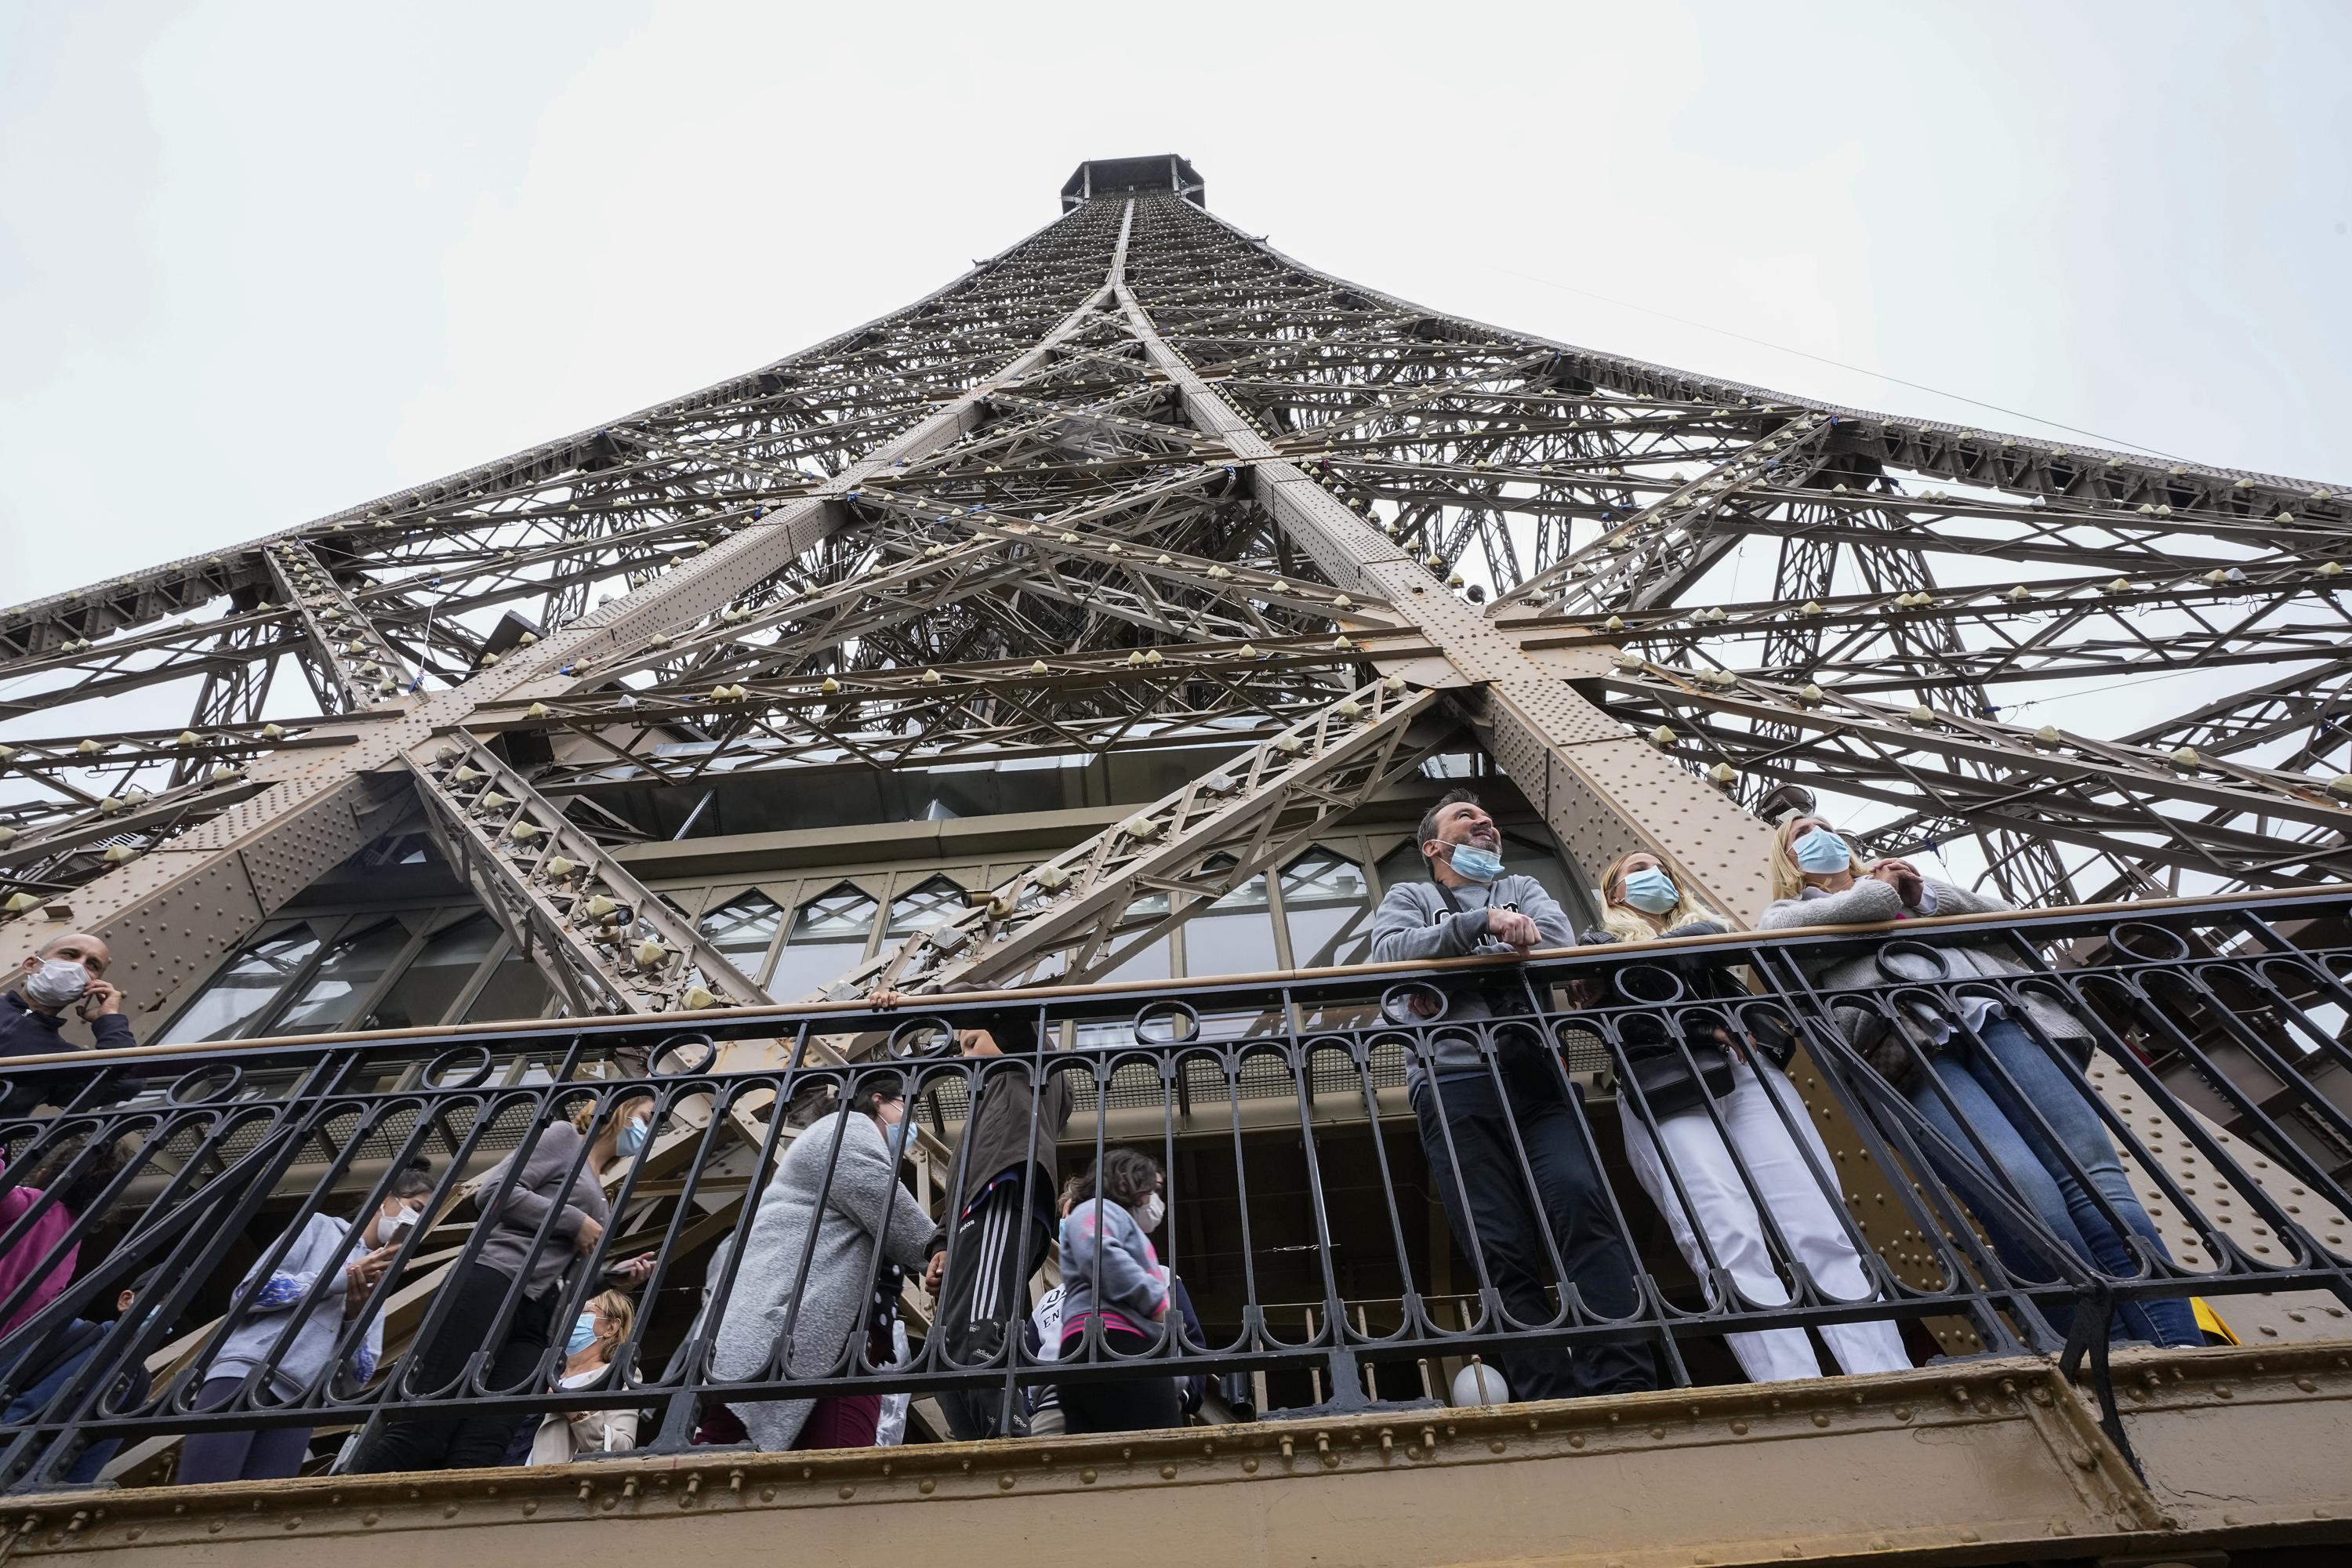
top-left (0, 198), bottom-right (1136, 989)
top-left (1498, 412), bottom-right (1835, 611)
top-left (409, 735), bottom-right (771, 1015)
top-left (1599, 666), bottom-right (2352, 886)
top-left (1115, 212), bottom-right (1783, 917)
top-left (262, 539), bottom-right (417, 713)
top-left (8, 163), bottom-right (2352, 1014)
top-left (468, 633), bottom-right (1434, 796)
top-left (836, 677), bottom-right (1446, 996)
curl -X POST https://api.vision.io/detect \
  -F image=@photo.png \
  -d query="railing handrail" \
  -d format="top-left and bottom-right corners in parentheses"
top-left (8, 881), bottom-right (2343, 1072)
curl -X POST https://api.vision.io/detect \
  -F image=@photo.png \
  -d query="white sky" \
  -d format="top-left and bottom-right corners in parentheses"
top-left (2, 1), bottom-right (2347, 606)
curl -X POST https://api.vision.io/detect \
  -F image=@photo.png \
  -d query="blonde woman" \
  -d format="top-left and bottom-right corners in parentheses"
top-left (1756, 815), bottom-right (2197, 1348)
top-left (529, 1288), bottom-right (639, 1463)
top-left (357, 1091), bottom-right (658, 1473)
top-left (1590, 852), bottom-right (1908, 1381)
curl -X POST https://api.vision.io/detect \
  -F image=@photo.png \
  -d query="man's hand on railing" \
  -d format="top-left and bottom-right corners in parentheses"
top-left (1486, 908), bottom-right (1542, 949)
top-left (868, 988), bottom-right (905, 1011)
top-left (922, 1251), bottom-right (946, 1295)
top-left (572, 1214), bottom-right (606, 1255)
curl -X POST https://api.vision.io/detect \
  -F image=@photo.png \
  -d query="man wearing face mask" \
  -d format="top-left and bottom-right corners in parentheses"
top-left (1369, 789), bottom-right (1660, 1404)
top-left (176, 1161), bottom-right (433, 1483)
top-left (2, 933), bottom-right (145, 1120)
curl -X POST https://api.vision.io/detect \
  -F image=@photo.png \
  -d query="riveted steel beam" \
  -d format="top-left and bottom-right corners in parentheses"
top-left (835, 677), bottom-right (1446, 996)
top-left (1116, 208), bottom-right (1781, 919)
top-left (0, 201), bottom-right (1138, 990)
top-left (261, 539), bottom-right (419, 713)
top-left (409, 734), bottom-right (771, 1015)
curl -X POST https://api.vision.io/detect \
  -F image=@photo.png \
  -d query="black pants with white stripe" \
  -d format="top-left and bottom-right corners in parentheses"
top-left (935, 1178), bottom-right (1051, 1441)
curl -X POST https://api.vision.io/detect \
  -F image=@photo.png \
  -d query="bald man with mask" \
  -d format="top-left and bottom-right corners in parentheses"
top-left (2, 932), bottom-right (146, 1119)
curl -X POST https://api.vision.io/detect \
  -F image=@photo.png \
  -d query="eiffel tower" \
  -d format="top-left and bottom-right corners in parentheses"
top-left (5, 152), bottom-right (2347, 1019)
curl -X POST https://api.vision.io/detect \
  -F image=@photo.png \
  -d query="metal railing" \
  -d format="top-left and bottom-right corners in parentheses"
top-left (3, 888), bottom-right (2350, 1491)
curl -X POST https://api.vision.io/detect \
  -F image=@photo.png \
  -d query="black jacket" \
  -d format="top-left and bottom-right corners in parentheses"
top-left (0, 993), bottom-right (143, 1120)
top-left (925, 1016), bottom-right (1075, 1258)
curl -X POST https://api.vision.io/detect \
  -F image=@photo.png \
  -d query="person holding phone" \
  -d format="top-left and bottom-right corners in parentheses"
top-left (1, 932), bottom-right (148, 1119)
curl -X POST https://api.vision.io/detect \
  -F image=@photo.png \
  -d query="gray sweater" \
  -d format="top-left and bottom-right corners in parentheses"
top-left (204, 1212), bottom-right (383, 1400)
top-left (1367, 873), bottom-right (1577, 1086)
top-left (709, 1110), bottom-right (935, 1450)
top-left (473, 1123), bottom-right (611, 1299)
top-left (1755, 877), bottom-right (2087, 1050)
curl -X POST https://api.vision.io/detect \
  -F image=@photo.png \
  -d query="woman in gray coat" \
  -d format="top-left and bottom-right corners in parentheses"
top-left (707, 1075), bottom-right (932, 1450)
top-left (1755, 814), bottom-right (2198, 1348)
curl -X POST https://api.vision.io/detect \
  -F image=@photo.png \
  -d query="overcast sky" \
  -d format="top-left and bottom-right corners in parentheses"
top-left (2, 2), bottom-right (2346, 606)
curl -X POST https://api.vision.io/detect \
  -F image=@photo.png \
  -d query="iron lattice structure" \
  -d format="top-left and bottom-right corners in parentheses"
top-left (5, 153), bottom-right (2349, 1015)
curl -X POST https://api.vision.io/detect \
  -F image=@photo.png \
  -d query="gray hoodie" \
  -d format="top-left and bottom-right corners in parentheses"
top-left (1756, 877), bottom-right (2088, 1053)
top-left (1367, 872), bottom-right (1577, 1087)
top-left (204, 1213), bottom-right (383, 1400)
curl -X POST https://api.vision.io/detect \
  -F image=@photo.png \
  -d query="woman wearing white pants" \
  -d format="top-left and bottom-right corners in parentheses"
top-left (1589, 852), bottom-right (1910, 1383)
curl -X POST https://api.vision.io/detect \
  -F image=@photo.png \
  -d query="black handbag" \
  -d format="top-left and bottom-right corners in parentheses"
top-left (1432, 884), bottom-right (1563, 1098)
top-left (1621, 1036), bottom-right (1737, 1118)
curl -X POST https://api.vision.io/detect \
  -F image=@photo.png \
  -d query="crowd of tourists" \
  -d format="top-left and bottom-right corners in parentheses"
top-left (0, 789), bottom-right (2207, 1485)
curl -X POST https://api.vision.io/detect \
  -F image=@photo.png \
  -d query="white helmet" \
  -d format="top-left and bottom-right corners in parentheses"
top-left (1450, 1363), bottom-right (1510, 1408)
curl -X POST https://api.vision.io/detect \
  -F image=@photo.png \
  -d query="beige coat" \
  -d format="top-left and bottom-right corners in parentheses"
top-left (527, 1365), bottom-right (638, 1465)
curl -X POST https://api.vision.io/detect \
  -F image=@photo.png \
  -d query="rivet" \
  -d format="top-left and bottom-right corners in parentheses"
top-left (1730, 1420), bottom-right (1749, 1436)
top-left (1810, 1412), bottom-right (1831, 1428)
top-left (838, 1486), bottom-right (855, 1500)
top-left (1568, 1434), bottom-right (1584, 1449)
top-left (918, 1479), bottom-right (936, 1494)
top-left (361, 1512), bottom-right (379, 1526)
top-left (1242, 1457), bottom-right (1259, 1474)
top-left (522, 1501), bottom-right (539, 1515)
top-left (1080, 1468), bottom-right (1097, 1484)
top-left (998, 1475), bottom-right (1015, 1490)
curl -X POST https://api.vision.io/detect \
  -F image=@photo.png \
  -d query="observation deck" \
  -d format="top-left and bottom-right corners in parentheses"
top-left (1061, 154), bottom-right (1206, 212)
top-left (4, 891), bottom-right (2351, 1567)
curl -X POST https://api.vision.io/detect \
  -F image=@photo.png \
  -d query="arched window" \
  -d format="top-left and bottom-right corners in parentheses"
top-left (700, 891), bottom-right (787, 985)
top-left (1182, 861), bottom-right (1274, 978)
top-left (768, 884), bottom-right (880, 1000)
top-left (161, 924), bottom-right (322, 1043)
top-left (886, 877), bottom-right (966, 937)
top-left (1279, 849), bottom-right (1372, 969)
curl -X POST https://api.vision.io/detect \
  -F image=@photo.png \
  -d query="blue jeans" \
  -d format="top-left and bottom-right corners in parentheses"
top-left (1903, 1018), bottom-right (2199, 1348)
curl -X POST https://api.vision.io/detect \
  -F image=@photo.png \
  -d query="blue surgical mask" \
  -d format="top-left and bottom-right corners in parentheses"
top-left (567, 1314), bottom-right (600, 1356)
top-left (1446, 844), bottom-right (1504, 884)
top-left (1621, 866), bottom-right (1681, 915)
top-left (1791, 829), bottom-right (1853, 875)
top-left (615, 1116), bottom-right (651, 1159)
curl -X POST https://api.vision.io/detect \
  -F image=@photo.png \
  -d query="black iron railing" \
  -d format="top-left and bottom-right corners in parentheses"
top-left (3, 889), bottom-right (2350, 1491)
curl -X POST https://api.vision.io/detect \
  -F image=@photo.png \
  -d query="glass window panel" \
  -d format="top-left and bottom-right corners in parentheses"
top-left (273, 920), bottom-right (411, 1035)
top-left (768, 939), bottom-right (867, 1001)
top-left (768, 886), bottom-right (880, 1000)
top-left (161, 924), bottom-right (320, 1044)
top-left (364, 914), bottom-right (500, 1031)
top-left (1282, 851), bottom-right (1373, 968)
top-left (789, 886), bottom-right (879, 941)
top-left (700, 892), bottom-right (786, 982)
top-left (463, 948), bottom-right (554, 1023)
top-left (886, 877), bottom-right (965, 936)
top-left (1374, 840), bottom-right (1429, 902)
top-left (1182, 874), bottom-right (1272, 978)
